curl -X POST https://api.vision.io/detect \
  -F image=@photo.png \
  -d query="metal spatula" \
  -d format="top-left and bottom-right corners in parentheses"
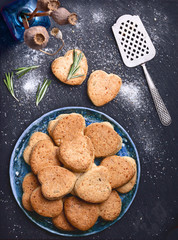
top-left (112, 15), bottom-right (171, 126)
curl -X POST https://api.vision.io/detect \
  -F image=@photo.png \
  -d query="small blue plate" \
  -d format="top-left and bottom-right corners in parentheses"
top-left (9, 107), bottom-right (140, 237)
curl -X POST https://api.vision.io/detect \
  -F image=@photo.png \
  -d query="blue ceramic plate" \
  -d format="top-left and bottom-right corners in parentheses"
top-left (10, 107), bottom-right (140, 236)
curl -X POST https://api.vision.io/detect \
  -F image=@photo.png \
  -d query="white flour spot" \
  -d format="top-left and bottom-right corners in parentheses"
top-left (21, 72), bottom-right (41, 98)
top-left (119, 82), bottom-right (143, 108)
top-left (23, 80), bottom-right (36, 93)
top-left (93, 11), bottom-right (105, 23)
top-left (75, 22), bottom-right (82, 29)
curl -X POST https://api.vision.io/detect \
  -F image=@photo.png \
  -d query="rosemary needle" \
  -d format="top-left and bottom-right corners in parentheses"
top-left (3, 72), bottom-right (19, 102)
top-left (15, 65), bottom-right (40, 78)
top-left (67, 49), bottom-right (84, 80)
top-left (36, 79), bottom-right (51, 106)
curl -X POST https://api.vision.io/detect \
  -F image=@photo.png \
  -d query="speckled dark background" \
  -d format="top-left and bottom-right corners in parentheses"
top-left (0, 0), bottom-right (178, 239)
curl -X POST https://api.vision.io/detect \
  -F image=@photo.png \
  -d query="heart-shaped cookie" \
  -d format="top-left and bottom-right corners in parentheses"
top-left (51, 113), bottom-right (86, 146)
top-left (30, 140), bottom-right (61, 175)
top-left (30, 187), bottom-right (63, 217)
top-left (116, 157), bottom-right (137, 193)
top-left (74, 166), bottom-right (111, 203)
top-left (100, 155), bottom-right (135, 188)
top-left (23, 132), bottom-right (52, 165)
top-left (47, 114), bottom-right (69, 136)
top-left (58, 135), bottom-right (95, 172)
top-left (99, 190), bottom-right (122, 221)
top-left (38, 166), bottom-right (76, 200)
top-left (22, 173), bottom-right (40, 211)
top-left (64, 196), bottom-right (99, 231)
top-left (84, 122), bottom-right (122, 158)
top-left (87, 70), bottom-right (122, 106)
top-left (51, 49), bottom-right (88, 85)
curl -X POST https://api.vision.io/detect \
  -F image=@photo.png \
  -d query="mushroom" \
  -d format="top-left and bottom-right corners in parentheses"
top-left (24, 26), bottom-right (49, 50)
top-left (27, 0), bottom-right (60, 20)
top-left (50, 7), bottom-right (78, 25)
top-left (37, 0), bottom-right (60, 11)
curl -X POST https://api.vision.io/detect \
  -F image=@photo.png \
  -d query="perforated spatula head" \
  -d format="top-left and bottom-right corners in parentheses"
top-left (112, 15), bottom-right (156, 67)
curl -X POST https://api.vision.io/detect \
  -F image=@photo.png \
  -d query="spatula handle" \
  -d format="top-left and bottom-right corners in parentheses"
top-left (142, 64), bottom-right (172, 126)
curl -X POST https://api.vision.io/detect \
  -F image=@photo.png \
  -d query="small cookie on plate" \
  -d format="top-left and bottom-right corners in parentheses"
top-left (47, 114), bottom-right (69, 136)
top-left (51, 49), bottom-right (88, 85)
top-left (52, 113), bottom-right (86, 146)
top-left (38, 166), bottom-right (76, 200)
top-left (58, 135), bottom-right (95, 172)
top-left (30, 187), bottom-right (63, 217)
top-left (100, 155), bottom-right (135, 188)
top-left (116, 157), bottom-right (137, 193)
top-left (84, 122), bottom-right (122, 158)
top-left (22, 173), bottom-right (40, 211)
top-left (64, 196), bottom-right (99, 231)
top-left (52, 210), bottom-right (76, 231)
top-left (70, 163), bottom-right (97, 195)
top-left (23, 132), bottom-right (52, 165)
top-left (87, 70), bottom-right (122, 106)
top-left (99, 190), bottom-right (122, 221)
top-left (30, 140), bottom-right (61, 175)
top-left (74, 166), bottom-right (111, 203)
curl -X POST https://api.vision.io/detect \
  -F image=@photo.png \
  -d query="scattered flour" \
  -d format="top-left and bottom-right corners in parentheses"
top-left (92, 11), bottom-right (105, 23)
top-left (75, 22), bottom-right (82, 29)
top-left (23, 47), bottom-right (53, 64)
top-left (119, 82), bottom-right (143, 108)
top-left (22, 72), bottom-right (40, 95)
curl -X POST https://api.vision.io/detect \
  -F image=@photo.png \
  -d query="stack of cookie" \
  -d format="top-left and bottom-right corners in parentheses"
top-left (22, 113), bottom-right (137, 231)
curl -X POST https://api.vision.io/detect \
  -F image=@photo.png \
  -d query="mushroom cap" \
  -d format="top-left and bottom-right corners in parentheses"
top-left (50, 7), bottom-right (77, 25)
top-left (24, 26), bottom-right (49, 50)
top-left (37, 0), bottom-right (60, 11)
top-left (68, 13), bottom-right (78, 25)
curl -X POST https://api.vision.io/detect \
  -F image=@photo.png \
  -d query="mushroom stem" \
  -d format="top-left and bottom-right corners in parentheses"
top-left (39, 38), bottom-right (64, 56)
top-left (24, 12), bottom-right (31, 16)
top-left (22, 16), bottom-right (29, 29)
top-left (24, 11), bottom-right (51, 17)
top-left (33, 11), bottom-right (51, 17)
top-left (28, 7), bottom-right (38, 20)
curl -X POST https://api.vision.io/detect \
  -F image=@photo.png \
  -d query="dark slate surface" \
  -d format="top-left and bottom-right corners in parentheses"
top-left (0, 0), bottom-right (178, 239)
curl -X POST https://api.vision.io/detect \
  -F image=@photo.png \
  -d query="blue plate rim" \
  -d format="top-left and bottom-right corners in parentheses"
top-left (9, 106), bottom-right (141, 237)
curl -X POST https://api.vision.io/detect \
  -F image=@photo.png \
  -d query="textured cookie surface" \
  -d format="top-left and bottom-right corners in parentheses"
top-left (64, 196), bottom-right (99, 231)
top-left (52, 210), bottom-right (76, 231)
top-left (51, 49), bottom-right (88, 85)
top-left (74, 166), bottom-right (111, 203)
top-left (38, 166), bottom-right (76, 200)
top-left (116, 157), bottom-right (137, 193)
top-left (47, 114), bottom-right (69, 136)
top-left (22, 173), bottom-right (40, 211)
top-left (58, 135), bottom-right (95, 172)
top-left (30, 140), bottom-right (60, 175)
top-left (84, 123), bottom-right (122, 158)
top-left (70, 163), bottom-right (97, 195)
top-left (23, 132), bottom-right (52, 165)
top-left (99, 190), bottom-right (122, 221)
top-left (87, 70), bottom-right (122, 106)
top-left (100, 155), bottom-right (135, 188)
top-left (52, 113), bottom-right (86, 146)
top-left (30, 187), bottom-right (63, 217)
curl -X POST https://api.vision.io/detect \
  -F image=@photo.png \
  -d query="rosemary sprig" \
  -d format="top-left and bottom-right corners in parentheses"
top-left (3, 72), bottom-right (19, 102)
top-left (67, 49), bottom-right (84, 80)
top-left (36, 79), bottom-right (51, 106)
top-left (15, 65), bottom-right (40, 78)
